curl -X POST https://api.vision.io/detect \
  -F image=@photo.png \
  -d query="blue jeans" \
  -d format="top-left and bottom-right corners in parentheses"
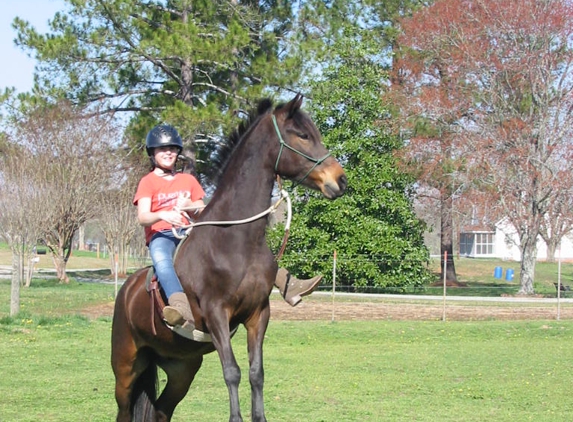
top-left (148, 230), bottom-right (184, 299)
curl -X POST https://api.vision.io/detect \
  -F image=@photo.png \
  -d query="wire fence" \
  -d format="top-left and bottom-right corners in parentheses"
top-left (276, 290), bottom-right (573, 322)
top-left (10, 245), bottom-right (573, 320)
top-left (308, 250), bottom-right (573, 322)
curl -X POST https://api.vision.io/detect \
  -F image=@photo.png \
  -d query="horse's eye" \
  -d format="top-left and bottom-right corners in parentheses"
top-left (297, 132), bottom-right (309, 140)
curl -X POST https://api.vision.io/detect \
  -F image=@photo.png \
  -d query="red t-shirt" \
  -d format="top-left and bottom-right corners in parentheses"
top-left (133, 172), bottom-right (205, 244)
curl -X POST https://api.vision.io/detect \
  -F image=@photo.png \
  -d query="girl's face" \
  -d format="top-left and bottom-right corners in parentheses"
top-left (153, 146), bottom-right (179, 170)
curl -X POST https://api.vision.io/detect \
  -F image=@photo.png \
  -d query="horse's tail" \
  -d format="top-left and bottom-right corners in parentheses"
top-left (131, 362), bottom-right (158, 421)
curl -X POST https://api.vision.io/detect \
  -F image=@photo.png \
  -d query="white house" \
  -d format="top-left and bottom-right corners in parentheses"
top-left (459, 218), bottom-right (573, 261)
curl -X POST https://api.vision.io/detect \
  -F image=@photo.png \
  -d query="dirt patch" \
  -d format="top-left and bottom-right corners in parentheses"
top-left (81, 297), bottom-right (573, 321)
top-left (271, 299), bottom-right (573, 321)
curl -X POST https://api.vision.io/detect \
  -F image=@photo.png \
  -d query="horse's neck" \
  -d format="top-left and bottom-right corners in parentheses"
top-left (204, 133), bottom-right (276, 222)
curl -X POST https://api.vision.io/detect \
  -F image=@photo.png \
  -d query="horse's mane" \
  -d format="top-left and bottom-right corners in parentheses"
top-left (207, 99), bottom-right (275, 185)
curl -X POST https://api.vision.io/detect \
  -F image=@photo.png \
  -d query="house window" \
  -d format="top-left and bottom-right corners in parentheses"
top-left (460, 232), bottom-right (494, 256)
top-left (460, 233), bottom-right (474, 256)
top-left (475, 233), bottom-right (494, 255)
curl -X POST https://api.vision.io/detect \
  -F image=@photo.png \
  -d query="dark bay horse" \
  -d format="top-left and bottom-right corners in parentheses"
top-left (111, 94), bottom-right (347, 422)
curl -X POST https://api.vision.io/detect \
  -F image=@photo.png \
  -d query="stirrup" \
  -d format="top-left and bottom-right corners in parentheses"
top-left (165, 321), bottom-right (213, 343)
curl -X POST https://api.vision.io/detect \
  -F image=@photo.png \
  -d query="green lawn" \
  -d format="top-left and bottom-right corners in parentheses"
top-left (0, 314), bottom-right (572, 421)
top-left (427, 257), bottom-right (573, 297)
top-left (0, 278), bottom-right (115, 317)
top-left (1, 271), bottom-right (573, 421)
top-left (0, 241), bottom-right (146, 271)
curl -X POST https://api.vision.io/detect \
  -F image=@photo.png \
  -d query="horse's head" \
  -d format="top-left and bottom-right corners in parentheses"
top-left (271, 94), bottom-right (347, 199)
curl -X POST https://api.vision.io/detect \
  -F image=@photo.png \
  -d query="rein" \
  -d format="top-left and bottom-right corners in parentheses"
top-left (172, 189), bottom-right (292, 260)
top-left (271, 115), bottom-right (331, 188)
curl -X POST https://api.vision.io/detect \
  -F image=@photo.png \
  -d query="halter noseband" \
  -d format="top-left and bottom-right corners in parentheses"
top-left (271, 115), bottom-right (331, 187)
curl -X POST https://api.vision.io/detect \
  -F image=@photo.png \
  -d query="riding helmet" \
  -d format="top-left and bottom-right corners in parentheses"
top-left (145, 125), bottom-right (183, 156)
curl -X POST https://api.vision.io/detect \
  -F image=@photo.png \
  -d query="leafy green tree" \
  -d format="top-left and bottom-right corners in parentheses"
top-left (10, 0), bottom-right (432, 288)
top-left (12, 0), bottom-right (304, 178)
top-left (270, 25), bottom-right (431, 288)
top-left (267, 0), bottom-right (431, 288)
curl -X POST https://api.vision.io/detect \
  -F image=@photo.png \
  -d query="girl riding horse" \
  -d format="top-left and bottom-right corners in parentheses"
top-left (112, 95), bottom-right (347, 421)
top-left (134, 124), bottom-right (324, 338)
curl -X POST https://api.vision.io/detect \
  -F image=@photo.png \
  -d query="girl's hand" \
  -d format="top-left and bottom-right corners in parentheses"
top-left (159, 210), bottom-right (185, 227)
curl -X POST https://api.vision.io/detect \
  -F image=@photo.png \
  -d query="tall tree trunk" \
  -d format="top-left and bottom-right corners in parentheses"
top-left (78, 225), bottom-right (85, 251)
top-left (52, 253), bottom-right (70, 284)
top-left (441, 194), bottom-right (458, 282)
top-left (10, 252), bottom-right (21, 316)
top-left (119, 241), bottom-right (129, 276)
top-left (518, 235), bottom-right (536, 294)
top-left (179, 7), bottom-right (194, 106)
top-left (108, 240), bottom-right (118, 276)
top-left (545, 238), bottom-right (558, 263)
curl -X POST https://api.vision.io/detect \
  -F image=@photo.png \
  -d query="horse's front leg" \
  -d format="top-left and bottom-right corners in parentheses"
top-left (210, 315), bottom-right (244, 422)
top-left (245, 305), bottom-right (270, 422)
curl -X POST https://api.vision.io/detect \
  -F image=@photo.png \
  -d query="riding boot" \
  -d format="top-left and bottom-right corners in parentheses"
top-left (164, 292), bottom-right (195, 331)
top-left (274, 268), bottom-right (323, 307)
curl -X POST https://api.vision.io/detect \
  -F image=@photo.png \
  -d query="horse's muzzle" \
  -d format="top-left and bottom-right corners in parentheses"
top-left (322, 173), bottom-right (347, 199)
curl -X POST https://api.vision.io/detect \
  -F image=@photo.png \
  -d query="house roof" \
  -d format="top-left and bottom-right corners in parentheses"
top-left (460, 223), bottom-right (495, 233)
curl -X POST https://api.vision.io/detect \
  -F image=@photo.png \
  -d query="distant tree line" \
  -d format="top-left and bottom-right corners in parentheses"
top-left (2, 0), bottom-right (573, 315)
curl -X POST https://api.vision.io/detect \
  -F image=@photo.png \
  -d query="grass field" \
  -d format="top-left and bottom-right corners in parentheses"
top-left (1, 313), bottom-right (572, 421)
top-left (0, 242), bottom-right (146, 271)
top-left (1, 279), bottom-right (573, 421)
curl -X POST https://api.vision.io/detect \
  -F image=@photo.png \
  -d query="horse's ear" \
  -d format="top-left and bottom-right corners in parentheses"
top-left (286, 94), bottom-right (304, 118)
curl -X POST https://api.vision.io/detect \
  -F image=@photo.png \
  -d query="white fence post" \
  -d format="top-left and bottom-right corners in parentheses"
top-left (557, 245), bottom-right (562, 321)
top-left (442, 251), bottom-right (447, 322)
top-left (331, 250), bottom-right (337, 323)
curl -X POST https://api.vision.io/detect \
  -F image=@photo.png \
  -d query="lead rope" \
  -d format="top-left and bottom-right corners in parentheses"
top-left (274, 177), bottom-right (290, 261)
top-left (172, 189), bottom-right (292, 260)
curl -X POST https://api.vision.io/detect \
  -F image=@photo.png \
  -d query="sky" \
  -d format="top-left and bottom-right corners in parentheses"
top-left (0, 0), bottom-right (66, 93)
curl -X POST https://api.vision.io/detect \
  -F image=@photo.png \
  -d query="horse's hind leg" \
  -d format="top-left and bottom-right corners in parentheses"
top-left (112, 340), bottom-right (154, 422)
top-left (112, 342), bottom-right (140, 421)
top-left (112, 303), bottom-right (154, 422)
top-left (155, 357), bottom-right (203, 421)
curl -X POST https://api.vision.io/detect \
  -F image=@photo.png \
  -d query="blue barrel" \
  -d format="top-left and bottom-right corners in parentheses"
top-left (494, 266), bottom-right (502, 279)
top-left (505, 268), bottom-right (514, 281)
